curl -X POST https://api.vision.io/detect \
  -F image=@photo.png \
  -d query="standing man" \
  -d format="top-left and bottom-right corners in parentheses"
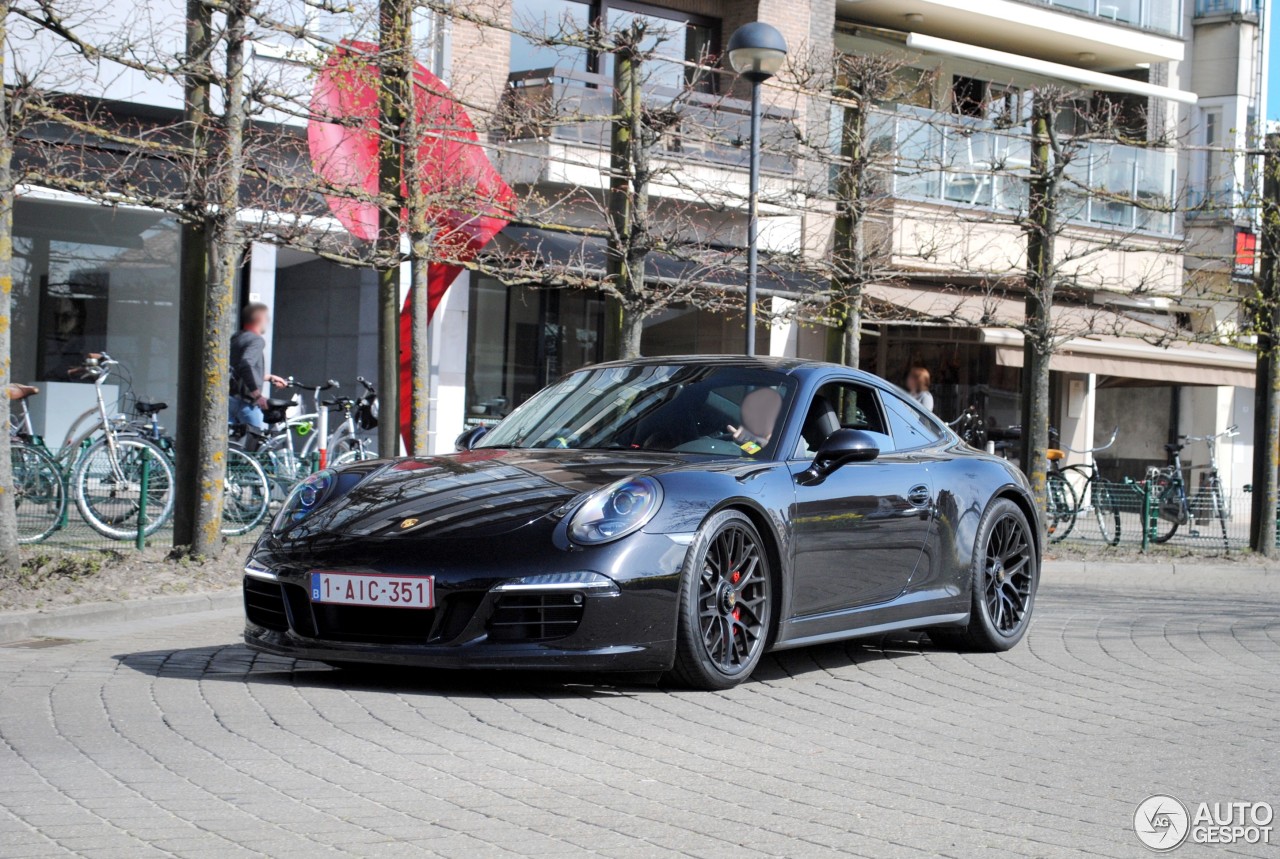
top-left (229, 303), bottom-right (288, 431)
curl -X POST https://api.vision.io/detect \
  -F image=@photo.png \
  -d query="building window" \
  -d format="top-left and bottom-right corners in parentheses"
top-left (509, 0), bottom-right (720, 92)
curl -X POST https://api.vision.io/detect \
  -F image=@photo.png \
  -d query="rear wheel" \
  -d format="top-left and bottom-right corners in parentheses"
top-left (671, 510), bottom-right (772, 690)
top-left (930, 498), bottom-right (1037, 652)
top-left (1045, 472), bottom-right (1077, 543)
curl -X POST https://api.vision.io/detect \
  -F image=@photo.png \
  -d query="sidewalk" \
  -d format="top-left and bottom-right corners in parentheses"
top-left (2, 558), bottom-right (1276, 645)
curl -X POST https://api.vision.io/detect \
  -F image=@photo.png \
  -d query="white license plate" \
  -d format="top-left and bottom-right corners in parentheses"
top-left (310, 572), bottom-right (434, 609)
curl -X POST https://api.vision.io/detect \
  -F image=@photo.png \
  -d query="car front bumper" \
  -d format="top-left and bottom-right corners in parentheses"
top-left (241, 532), bottom-right (685, 673)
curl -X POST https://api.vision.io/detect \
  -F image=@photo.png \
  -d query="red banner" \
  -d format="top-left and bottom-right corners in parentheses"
top-left (308, 40), bottom-right (514, 449)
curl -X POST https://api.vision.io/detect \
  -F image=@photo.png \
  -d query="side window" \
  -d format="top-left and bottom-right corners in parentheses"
top-left (882, 390), bottom-right (945, 450)
top-left (795, 381), bottom-right (894, 459)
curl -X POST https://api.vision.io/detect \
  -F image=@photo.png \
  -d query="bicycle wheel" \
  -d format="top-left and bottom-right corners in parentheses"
top-left (72, 436), bottom-right (175, 540)
top-left (1150, 475), bottom-right (1181, 544)
top-left (1090, 479), bottom-right (1121, 546)
top-left (10, 441), bottom-right (66, 543)
top-left (221, 447), bottom-right (271, 536)
top-left (331, 439), bottom-right (376, 467)
top-left (1045, 471), bottom-right (1077, 543)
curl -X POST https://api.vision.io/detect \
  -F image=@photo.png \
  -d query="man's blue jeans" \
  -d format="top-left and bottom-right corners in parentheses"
top-left (229, 396), bottom-right (267, 431)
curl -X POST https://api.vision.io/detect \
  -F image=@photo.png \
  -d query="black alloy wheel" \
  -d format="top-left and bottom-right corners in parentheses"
top-left (672, 510), bottom-right (772, 689)
top-left (930, 498), bottom-right (1037, 652)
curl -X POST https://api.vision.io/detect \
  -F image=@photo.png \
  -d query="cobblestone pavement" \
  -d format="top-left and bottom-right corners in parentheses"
top-left (0, 562), bottom-right (1276, 858)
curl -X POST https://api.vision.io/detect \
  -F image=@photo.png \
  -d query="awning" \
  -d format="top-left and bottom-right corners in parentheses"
top-left (487, 225), bottom-right (825, 299)
top-left (865, 282), bottom-right (1257, 388)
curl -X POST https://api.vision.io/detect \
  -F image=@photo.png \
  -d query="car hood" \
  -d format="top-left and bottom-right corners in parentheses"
top-left (270, 448), bottom-right (699, 545)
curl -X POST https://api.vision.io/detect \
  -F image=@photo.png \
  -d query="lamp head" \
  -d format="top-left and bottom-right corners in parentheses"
top-left (727, 22), bottom-right (788, 84)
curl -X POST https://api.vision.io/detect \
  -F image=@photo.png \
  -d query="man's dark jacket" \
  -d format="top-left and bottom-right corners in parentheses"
top-left (230, 329), bottom-right (266, 400)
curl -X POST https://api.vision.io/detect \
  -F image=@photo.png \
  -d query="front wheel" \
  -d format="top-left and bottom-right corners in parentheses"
top-left (1090, 481), bottom-right (1122, 547)
top-left (670, 510), bottom-right (773, 690)
top-left (11, 441), bottom-right (66, 544)
top-left (1151, 475), bottom-right (1182, 544)
top-left (72, 436), bottom-right (175, 540)
top-left (1045, 472), bottom-right (1077, 543)
top-left (930, 498), bottom-right (1038, 652)
top-left (221, 447), bottom-right (271, 536)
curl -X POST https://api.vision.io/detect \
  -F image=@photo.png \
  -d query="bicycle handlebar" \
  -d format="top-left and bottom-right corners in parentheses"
top-left (1060, 426), bottom-right (1119, 455)
top-left (356, 376), bottom-right (376, 394)
top-left (284, 377), bottom-right (339, 392)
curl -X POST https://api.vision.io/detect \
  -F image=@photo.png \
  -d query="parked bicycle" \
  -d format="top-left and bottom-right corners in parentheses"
top-left (1044, 427), bottom-right (1121, 545)
top-left (6, 384), bottom-right (67, 543)
top-left (130, 400), bottom-right (271, 537)
top-left (234, 376), bottom-right (378, 500)
top-left (8, 354), bottom-right (174, 542)
top-left (1146, 425), bottom-right (1237, 545)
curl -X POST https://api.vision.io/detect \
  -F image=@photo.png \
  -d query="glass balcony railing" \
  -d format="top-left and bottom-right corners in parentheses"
top-left (500, 67), bottom-right (797, 174)
top-left (1193, 0), bottom-right (1259, 16)
top-left (873, 105), bottom-right (1178, 236)
top-left (1027, 0), bottom-right (1183, 36)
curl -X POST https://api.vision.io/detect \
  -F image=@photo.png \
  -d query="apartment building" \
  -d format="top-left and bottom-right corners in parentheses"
top-left (2, 0), bottom-right (1269, 494)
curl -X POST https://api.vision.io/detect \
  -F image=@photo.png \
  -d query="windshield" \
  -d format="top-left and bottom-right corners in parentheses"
top-left (476, 364), bottom-right (798, 458)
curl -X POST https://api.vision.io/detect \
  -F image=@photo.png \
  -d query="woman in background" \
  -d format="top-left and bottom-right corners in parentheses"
top-left (905, 366), bottom-right (934, 413)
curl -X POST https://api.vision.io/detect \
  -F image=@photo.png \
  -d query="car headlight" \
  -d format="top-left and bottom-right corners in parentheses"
top-left (567, 477), bottom-right (663, 545)
top-left (274, 469), bottom-right (337, 531)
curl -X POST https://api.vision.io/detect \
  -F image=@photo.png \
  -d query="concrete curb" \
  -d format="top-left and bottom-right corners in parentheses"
top-left (0, 590), bottom-right (241, 644)
top-left (1043, 559), bottom-right (1279, 576)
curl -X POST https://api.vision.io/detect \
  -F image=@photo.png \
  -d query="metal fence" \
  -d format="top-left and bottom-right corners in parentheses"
top-left (1052, 480), bottom-right (1255, 552)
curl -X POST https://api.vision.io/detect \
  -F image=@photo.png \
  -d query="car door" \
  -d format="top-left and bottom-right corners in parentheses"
top-left (789, 380), bottom-right (934, 616)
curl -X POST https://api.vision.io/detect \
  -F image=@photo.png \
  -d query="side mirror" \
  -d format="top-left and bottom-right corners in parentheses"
top-left (454, 425), bottom-right (490, 451)
top-left (799, 429), bottom-right (879, 485)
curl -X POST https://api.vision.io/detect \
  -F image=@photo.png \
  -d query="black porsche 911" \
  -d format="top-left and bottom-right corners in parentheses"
top-left (243, 356), bottom-right (1041, 689)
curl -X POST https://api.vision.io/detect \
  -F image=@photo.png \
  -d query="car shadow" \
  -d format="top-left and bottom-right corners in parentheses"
top-left (113, 631), bottom-right (944, 696)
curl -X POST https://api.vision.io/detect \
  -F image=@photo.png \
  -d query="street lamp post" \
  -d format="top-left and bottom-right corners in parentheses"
top-left (727, 22), bottom-right (787, 356)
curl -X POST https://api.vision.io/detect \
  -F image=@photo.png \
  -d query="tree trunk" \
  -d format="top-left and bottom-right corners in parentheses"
top-left (187, 0), bottom-right (250, 556)
top-left (173, 0), bottom-right (213, 549)
top-left (1250, 133), bottom-right (1280, 556)
top-left (605, 37), bottom-right (647, 360)
top-left (0, 0), bottom-right (22, 572)
top-left (1020, 110), bottom-right (1056, 516)
top-left (409, 243), bottom-right (431, 455)
top-left (832, 92), bottom-right (867, 370)
top-left (375, 0), bottom-right (411, 457)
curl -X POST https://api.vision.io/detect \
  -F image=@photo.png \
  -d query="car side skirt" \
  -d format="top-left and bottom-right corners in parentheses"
top-left (770, 611), bottom-right (969, 652)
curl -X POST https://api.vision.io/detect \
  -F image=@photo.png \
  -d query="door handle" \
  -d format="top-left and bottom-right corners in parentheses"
top-left (907, 484), bottom-right (931, 507)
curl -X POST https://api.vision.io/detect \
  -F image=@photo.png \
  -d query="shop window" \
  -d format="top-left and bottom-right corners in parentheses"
top-left (11, 199), bottom-right (181, 416)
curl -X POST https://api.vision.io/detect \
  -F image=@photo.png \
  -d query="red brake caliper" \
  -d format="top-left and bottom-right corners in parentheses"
top-left (731, 571), bottom-right (741, 623)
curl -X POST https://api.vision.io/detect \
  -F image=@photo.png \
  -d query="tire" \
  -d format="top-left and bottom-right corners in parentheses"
top-left (72, 436), bottom-right (175, 540)
top-left (221, 447), bottom-right (271, 536)
top-left (1045, 472), bottom-right (1077, 543)
top-left (929, 498), bottom-right (1037, 652)
top-left (10, 441), bottom-right (66, 544)
top-left (1151, 475), bottom-right (1181, 544)
top-left (1090, 480), bottom-right (1122, 547)
top-left (670, 510), bottom-right (773, 690)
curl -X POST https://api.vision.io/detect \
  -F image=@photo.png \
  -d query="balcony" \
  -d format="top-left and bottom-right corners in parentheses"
top-left (875, 105), bottom-right (1178, 236)
top-left (500, 68), bottom-right (797, 176)
top-left (1030, 0), bottom-right (1182, 35)
top-left (1193, 0), bottom-right (1259, 15)
top-left (836, 0), bottom-right (1185, 68)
